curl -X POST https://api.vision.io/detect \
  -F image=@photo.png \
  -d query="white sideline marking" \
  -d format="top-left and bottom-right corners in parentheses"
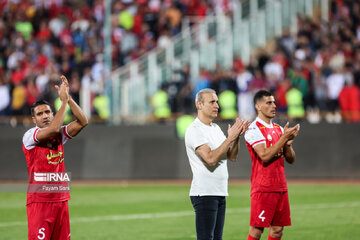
top-left (1, 201), bottom-right (359, 228)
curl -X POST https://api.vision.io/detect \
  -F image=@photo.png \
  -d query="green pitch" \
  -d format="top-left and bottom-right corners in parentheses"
top-left (0, 182), bottom-right (359, 239)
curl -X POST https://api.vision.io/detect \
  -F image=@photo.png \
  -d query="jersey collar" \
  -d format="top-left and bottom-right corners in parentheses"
top-left (195, 117), bottom-right (214, 127)
top-left (256, 117), bottom-right (273, 128)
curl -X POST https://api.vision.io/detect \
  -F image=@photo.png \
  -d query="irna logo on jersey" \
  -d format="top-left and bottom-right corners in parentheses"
top-left (28, 172), bottom-right (72, 193)
top-left (33, 172), bottom-right (71, 182)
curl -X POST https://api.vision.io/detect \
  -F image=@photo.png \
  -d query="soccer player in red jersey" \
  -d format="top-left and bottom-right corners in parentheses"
top-left (22, 75), bottom-right (88, 240)
top-left (244, 90), bottom-right (300, 240)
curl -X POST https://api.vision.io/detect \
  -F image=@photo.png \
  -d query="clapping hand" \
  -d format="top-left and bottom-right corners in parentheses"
top-left (55, 75), bottom-right (70, 103)
top-left (227, 118), bottom-right (251, 142)
top-left (283, 122), bottom-right (300, 145)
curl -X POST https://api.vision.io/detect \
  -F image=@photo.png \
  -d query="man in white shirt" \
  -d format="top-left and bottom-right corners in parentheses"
top-left (185, 88), bottom-right (250, 240)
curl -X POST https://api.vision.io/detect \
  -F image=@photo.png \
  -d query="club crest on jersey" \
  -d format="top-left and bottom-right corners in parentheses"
top-left (267, 134), bottom-right (272, 141)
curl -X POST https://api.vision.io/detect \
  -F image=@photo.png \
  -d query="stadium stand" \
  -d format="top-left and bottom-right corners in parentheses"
top-left (0, 0), bottom-right (359, 124)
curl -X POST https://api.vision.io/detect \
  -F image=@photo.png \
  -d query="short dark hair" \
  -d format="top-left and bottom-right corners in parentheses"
top-left (253, 90), bottom-right (272, 106)
top-left (31, 100), bottom-right (51, 116)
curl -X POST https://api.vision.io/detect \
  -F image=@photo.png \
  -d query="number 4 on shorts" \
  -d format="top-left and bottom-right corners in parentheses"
top-left (258, 210), bottom-right (265, 222)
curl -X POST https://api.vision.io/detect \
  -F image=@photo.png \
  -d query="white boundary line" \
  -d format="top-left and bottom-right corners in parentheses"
top-left (1, 201), bottom-right (360, 228)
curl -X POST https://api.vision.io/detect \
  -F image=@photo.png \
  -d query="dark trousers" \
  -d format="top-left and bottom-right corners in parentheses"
top-left (190, 196), bottom-right (226, 240)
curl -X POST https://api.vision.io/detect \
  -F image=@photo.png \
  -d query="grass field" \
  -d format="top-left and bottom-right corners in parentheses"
top-left (0, 181), bottom-right (359, 240)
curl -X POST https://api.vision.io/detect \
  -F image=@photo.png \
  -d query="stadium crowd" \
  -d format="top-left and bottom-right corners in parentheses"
top-left (0, 0), bottom-right (359, 123)
top-left (0, 0), bottom-right (229, 118)
top-left (164, 0), bottom-right (360, 123)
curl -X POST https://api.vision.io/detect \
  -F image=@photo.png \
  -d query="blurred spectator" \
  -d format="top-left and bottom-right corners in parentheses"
top-left (338, 81), bottom-right (360, 122)
top-left (164, 2), bottom-right (182, 35)
top-left (36, 67), bottom-right (49, 95)
top-left (354, 60), bottom-right (360, 88)
top-left (54, 97), bottom-right (72, 123)
top-left (70, 71), bottom-right (81, 104)
top-left (275, 78), bottom-right (290, 113)
top-left (250, 68), bottom-right (267, 91)
top-left (213, 65), bottom-right (237, 94)
top-left (264, 54), bottom-right (284, 92)
top-left (0, 77), bottom-right (10, 116)
top-left (157, 29), bottom-right (172, 49)
top-left (93, 94), bottom-right (110, 120)
top-left (193, 68), bottom-right (211, 98)
top-left (11, 81), bottom-right (27, 115)
top-left (325, 54), bottom-right (345, 123)
top-left (25, 75), bottom-right (39, 109)
top-left (279, 28), bottom-right (296, 56)
top-left (15, 13), bottom-right (33, 41)
top-left (218, 89), bottom-right (237, 120)
top-left (286, 86), bottom-right (305, 121)
top-left (288, 66), bottom-right (309, 107)
top-left (49, 13), bottom-right (66, 37)
top-left (91, 54), bottom-right (105, 94)
top-left (43, 75), bottom-right (59, 106)
top-left (151, 85), bottom-right (171, 121)
top-left (120, 29), bottom-right (139, 65)
top-left (176, 113), bottom-right (195, 139)
top-left (174, 64), bottom-right (193, 113)
top-left (235, 65), bottom-right (255, 120)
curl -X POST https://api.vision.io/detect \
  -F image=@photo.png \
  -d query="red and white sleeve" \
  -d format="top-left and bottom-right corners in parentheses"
top-left (22, 127), bottom-right (39, 150)
top-left (60, 125), bottom-right (73, 144)
top-left (244, 125), bottom-right (265, 148)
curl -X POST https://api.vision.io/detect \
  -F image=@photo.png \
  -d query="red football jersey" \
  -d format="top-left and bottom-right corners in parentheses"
top-left (244, 118), bottom-right (288, 195)
top-left (23, 126), bottom-right (72, 205)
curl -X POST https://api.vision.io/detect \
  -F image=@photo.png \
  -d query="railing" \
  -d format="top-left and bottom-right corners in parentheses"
top-left (107, 0), bottom-right (329, 124)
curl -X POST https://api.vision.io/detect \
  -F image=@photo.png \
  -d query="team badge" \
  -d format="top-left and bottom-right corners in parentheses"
top-left (267, 134), bottom-right (272, 141)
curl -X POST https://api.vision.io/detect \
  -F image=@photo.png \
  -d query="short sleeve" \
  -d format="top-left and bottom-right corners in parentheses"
top-left (23, 127), bottom-right (39, 150)
top-left (244, 125), bottom-right (265, 148)
top-left (185, 126), bottom-right (208, 151)
top-left (280, 125), bottom-right (284, 134)
top-left (61, 125), bottom-right (72, 144)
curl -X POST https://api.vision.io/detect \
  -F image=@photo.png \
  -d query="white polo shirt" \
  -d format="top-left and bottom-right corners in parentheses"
top-left (185, 118), bottom-right (229, 196)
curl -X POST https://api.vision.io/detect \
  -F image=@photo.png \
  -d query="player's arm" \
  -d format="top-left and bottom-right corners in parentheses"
top-left (283, 143), bottom-right (296, 164)
top-left (226, 138), bottom-right (240, 162)
top-left (36, 77), bottom-right (69, 141)
top-left (196, 118), bottom-right (245, 165)
top-left (253, 123), bottom-right (299, 163)
top-left (283, 124), bottom-right (300, 164)
top-left (253, 137), bottom-right (288, 163)
top-left (227, 120), bottom-right (250, 162)
top-left (66, 96), bottom-right (88, 137)
top-left (196, 139), bottom-right (232, 166)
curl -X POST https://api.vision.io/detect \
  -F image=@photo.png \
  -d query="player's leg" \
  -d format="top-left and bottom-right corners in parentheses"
top-left (27, 202), bottom-right (56, 240)
top-left (247, 226), bottom-right (264, 240)
top-left (268, 226), bottom-right (283, 239)
top-left (213, 197), bottom-right (226, 240)
top-left (247, 192), bottom-right (278, 240)
top-left (268, 192), bottom-right (291, 240)
top-left (190, 196), bottom-right (219, 240)
top-left (52, 201), bottom-right (70, 240)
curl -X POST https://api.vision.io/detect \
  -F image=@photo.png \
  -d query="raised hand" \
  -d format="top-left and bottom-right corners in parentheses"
top-left (239, 120), bottom-right (251, 136)
top-left (227, 118), bottom-right (242, 142)
top-left (283, 122), bottom-right (300, 144)
top-left (55, 75), bottom-right (70, 103)
top-left (227, 118), bottom-right (250, 142)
